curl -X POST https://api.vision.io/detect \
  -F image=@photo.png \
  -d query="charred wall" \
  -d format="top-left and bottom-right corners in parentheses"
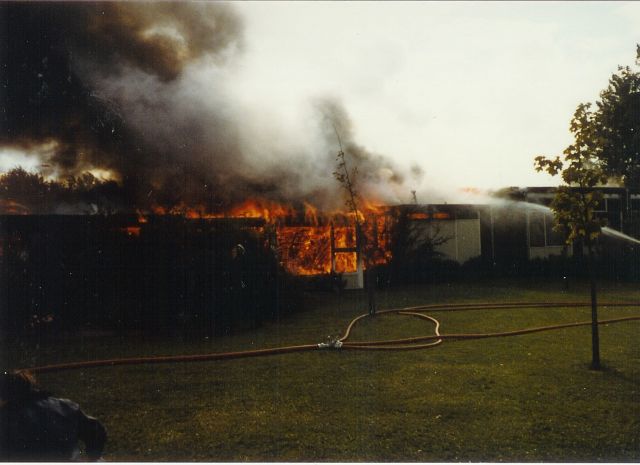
top-left (0, 215), bottom-right (284, 338)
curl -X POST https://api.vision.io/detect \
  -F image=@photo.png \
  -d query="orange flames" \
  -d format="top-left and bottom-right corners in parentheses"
top-left (334, 251), bottom-right (358, 273)
top-left (133, 199), bottom-right (394, 276)
top-left (408, 211), bottom-right (450, 220)
top-left (277, 226), bottom-right (331, 275)
top-left (122, 226), bottom-right (141, 237)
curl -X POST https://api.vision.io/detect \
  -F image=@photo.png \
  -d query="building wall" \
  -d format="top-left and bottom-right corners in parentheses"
top-left (409, 219), bottom-right (482, 264)
top-left (525, 210), bottom-right (569, 259)
top-left (524, 186), bottom-right (640, 238)
top-left (341, 268), bottom-right (364, 289)
top-left (529, 246), bottom-right (568, 260)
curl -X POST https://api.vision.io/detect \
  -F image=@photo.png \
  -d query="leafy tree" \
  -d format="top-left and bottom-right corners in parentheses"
top-left (581, 45), bottom-right (640, 188)
top-left (0, 167), bottom-right (53, 213)
top-left (0, 167), bottom-right (125, 214)
top-left (535, 44), bottom-right (640, 369)
top-left (535, 104), bottom-right (609, 370)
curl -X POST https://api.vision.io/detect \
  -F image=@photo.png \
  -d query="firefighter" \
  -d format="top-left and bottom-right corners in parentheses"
top-left (0, 370), bottom-right (107, 461)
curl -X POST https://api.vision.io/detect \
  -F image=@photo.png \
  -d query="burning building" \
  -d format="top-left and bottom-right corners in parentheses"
top-left (130, 200), bottom-right (395, 290)
top-left (0, 1), bottom-right (427, 296)
top-left (3, 2), bottom-right (640, 340)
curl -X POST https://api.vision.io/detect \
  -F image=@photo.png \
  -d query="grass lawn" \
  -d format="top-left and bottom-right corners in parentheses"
top-left (5, 279), bottom-right (640, 461)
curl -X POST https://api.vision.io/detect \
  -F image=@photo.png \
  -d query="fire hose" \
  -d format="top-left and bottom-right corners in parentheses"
top-left (18, 301), bottom-right (640, 374)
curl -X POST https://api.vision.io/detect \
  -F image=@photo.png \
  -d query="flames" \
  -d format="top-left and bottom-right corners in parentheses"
top-left (277, 226), bottom-right (332, 275)
top-left (408, 211), bottom-right (450, 220)
top-left (146, 199), bottom-right (312, 223)
top-left (122, 226), bottom-right (141, 237)
top-left (0, 190), bottom-right (393, 276)
top-left (276, 224), bottom-right (362, 275)
top-left (134, 198), bottom-right (394, 276)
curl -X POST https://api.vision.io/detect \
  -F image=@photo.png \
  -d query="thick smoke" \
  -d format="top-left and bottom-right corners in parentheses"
top-left (315, 98), bottom-right (414, 207)
top-left (2, 2), bottom-right (418, 213)
top-left (2, 2), bottom-right (245, 208)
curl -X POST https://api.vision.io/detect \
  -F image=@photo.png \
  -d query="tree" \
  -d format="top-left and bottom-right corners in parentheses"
top-left (582, 45), bottom-right (640, 188)
top-left (535, 103), bottom-right (609, 370)
top-left (333, 137), bottom-right (378, 315)
top-left (0, 167), bottom-right (52, 213)
top-left (0, 167), bottom-right (123, 215)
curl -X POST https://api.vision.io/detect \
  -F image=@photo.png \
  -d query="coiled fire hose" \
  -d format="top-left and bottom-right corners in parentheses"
top-left (18, 301), bottom-right (640, 374)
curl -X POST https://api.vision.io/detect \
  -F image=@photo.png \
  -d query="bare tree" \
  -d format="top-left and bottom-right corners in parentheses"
top-left (332, 129), bottom-right (377, 315)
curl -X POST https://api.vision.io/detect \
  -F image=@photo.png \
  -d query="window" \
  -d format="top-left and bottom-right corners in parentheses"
top-left (529, 212), bottom-right (545, 247)
top-left (606, 198), bottom-right (621, 212)
top-left (529, 212), bottom-right (564, 247)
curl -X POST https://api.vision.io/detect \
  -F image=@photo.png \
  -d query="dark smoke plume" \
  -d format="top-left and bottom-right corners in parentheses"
top-left (2, 2), bottom-right (244, 209)
top-left (1, 2), bottom-right (416, 214)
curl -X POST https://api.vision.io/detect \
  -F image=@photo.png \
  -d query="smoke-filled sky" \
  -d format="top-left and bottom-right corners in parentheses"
top-left (2, 1), bottom-right (639, 207)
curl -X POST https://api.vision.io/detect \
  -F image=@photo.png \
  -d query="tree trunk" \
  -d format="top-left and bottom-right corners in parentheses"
top-left (587, 243), bottom-right (601, 370)
top-left (366, 266), bottom-right (377, 316)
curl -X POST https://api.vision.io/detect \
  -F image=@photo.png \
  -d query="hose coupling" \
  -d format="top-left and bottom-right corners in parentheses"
top-left (318, 335), bottom-right (343, 349)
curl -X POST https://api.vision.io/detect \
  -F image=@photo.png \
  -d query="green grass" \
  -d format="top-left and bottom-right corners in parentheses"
top-left (6, 279), bottom-right (640, 461)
